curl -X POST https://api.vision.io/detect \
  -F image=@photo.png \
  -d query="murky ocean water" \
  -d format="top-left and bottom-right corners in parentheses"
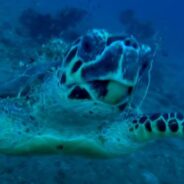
top-left (0, 0), bottom-right (184, 183)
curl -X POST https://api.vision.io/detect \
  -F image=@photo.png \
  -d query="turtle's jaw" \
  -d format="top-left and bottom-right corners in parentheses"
top-left (88, 79), bottom-right (133, 105)
top-left (66, 78), bottom-right (134, 110)
top-left (104, 80), bottom-right (133, 105)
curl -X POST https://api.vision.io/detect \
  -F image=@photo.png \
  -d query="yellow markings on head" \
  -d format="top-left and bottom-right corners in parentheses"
top-left (104, 80), bottom-right (131, 105)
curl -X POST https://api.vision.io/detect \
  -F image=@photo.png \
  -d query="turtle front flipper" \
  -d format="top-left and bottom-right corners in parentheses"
top-left (128, 112), bottom-right (184, 142)
top-left (0, 112), bottom-right (184, 158)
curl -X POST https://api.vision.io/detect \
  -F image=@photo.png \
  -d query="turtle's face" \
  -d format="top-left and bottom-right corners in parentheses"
top-left (59, 29), bottom-right (144, 113)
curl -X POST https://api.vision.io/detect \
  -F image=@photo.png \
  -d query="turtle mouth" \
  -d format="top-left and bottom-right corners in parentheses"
top-left (67, 79), bottom-right (133, 106)
top-left (89, 79), bottom-right (133, 105)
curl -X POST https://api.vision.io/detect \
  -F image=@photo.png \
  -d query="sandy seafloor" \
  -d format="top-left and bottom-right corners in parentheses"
top-left (0, 0), bottom-right (184, 183)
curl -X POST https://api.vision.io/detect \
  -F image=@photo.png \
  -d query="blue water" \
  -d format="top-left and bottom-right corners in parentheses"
top-left (0, 0), bottom-right (184, 183)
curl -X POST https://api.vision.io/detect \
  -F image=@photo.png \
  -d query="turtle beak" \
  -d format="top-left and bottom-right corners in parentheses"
top-left (88, 79), bottom-right (134, 105)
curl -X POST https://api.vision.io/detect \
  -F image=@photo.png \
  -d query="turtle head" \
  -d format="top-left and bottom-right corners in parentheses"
top-left (56, 29), bottom-right (152, 124)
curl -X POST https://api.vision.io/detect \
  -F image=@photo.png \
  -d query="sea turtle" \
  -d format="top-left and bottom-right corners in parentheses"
top-left (0, 29), bottom-right (183, 158)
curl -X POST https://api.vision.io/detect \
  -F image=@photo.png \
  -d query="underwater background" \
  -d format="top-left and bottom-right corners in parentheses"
top-left (0, 0), bottom-right (184, 183)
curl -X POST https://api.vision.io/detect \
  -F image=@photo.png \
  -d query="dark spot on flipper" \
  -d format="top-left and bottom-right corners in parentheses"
top-left (176, 112), bottom-right (184, 120)
top-left (68, 86), bottom-right (91, 100)
top-left (156, 119), bottom-right (166, 132)
top-left (145, 121), bottom-right (152, 132)
top-left (90, 80), bottom-right (109, 98)
top-left (107, 35), bottom-right (126, 46)
top-left (57, 145), bottom-right (64, 150)
top-left (163, 113), bottom-right (169, 120)
top-left (150, 113), bottom-right (161, 121)
top-left (71, 60), bottom-right (83, 73)
top-left (118, 102), bottom-right (128, 111)
top-left (168, 119), bottom-right (179, 132)
top-left (60, 73), bottom-right (66, 84)
top-left (65, 47), bottom-right (78, 64)
top-left (139, 116), bottom-right (147, 124)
